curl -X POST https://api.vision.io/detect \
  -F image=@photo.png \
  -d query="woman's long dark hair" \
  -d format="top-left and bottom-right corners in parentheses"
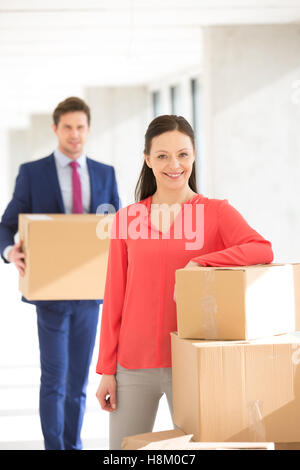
top-left (134, 115), bottom-right (198, 202)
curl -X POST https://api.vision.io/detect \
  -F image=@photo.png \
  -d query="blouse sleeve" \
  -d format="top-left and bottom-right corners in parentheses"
top-left (96, 211), bottom-right (128, 375)
top-left (191, 199), bottom-right (273, 267)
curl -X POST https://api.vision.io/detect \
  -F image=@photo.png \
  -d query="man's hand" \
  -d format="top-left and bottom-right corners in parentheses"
top-left (7, 241), bottom-right (26, 277)
top-left (96, 374), bottom-right (117, 412)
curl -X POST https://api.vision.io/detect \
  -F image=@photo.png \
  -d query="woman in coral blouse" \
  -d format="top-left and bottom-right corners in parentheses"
top-left (96, 115), bottom-right (273, 449)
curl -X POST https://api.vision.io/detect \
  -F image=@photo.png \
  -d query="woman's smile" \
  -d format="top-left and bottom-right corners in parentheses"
top-left (163, 171), bottom-right (184, 179)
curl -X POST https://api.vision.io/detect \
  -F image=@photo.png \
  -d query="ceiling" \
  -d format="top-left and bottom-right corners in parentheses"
top-left (1, 0), bottom-right (300, 127)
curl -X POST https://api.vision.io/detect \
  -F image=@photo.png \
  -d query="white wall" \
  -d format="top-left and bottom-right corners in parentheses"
top-left (7, 129), bottom-right (29, 199)
top-left (0, 130), bottom-right (9, 214)
top-left (4, 114), bottom-right (56, 205)
top-left (202, 24), bottom-right (300, 263)
top-left (29, 114), bottom-right (56, 162)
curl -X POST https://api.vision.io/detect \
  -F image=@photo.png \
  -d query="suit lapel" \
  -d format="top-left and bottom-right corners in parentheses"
top-left (46, 154), bottom-right (65, 213)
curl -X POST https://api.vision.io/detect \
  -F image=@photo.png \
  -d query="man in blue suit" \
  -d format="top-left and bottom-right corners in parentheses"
top-left (0, 97), bottom-right (120, 450)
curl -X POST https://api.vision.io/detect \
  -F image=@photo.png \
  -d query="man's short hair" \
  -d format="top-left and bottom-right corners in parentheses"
top-left (53, 97), bottom-right (91, 126)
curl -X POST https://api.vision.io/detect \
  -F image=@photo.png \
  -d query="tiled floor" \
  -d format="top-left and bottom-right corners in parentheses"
top-left (0, 263), bottom-right (173, 450)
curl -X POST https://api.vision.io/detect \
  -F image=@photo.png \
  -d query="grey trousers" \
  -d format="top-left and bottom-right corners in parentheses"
top-left (109, 363), bottom-right (176, 450)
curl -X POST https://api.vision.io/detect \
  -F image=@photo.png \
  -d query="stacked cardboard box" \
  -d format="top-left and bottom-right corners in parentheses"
top-left (171, 263), bottom-right (300, 445)
top-left (121, 428), bottom-right (300, 450)
top-left (122, 429), bottom-right (274, 450)
top-left (175, 264), bottom-right (300, 340)
top-left (18, 213), bottom-right (112, 300)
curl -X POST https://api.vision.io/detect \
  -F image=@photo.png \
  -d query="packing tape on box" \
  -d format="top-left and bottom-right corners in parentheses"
top-left (248, 400), bottom-right (266, 442)
top-left (199, 269), bottom-right (218, 339)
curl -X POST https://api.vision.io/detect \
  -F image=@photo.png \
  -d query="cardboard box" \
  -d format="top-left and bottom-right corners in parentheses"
top-left (175, 264), bottom-right (300, 340)
top-left (19, 213), bottom-right (112, 300)
top-left (140, 437), bottom-right (274, 450)
top-left (293, 264), bottom-right (300, 331)
top-left (275, 442), bottom-right (300, 450)
top-left (122, 428), bottom-right (296, 450)
top-left (121, 429), bottom-right (186, 450)
top-left (171, 332), bottom-right (300, 443)
top-left (122, 429), bottom-right (274, 450)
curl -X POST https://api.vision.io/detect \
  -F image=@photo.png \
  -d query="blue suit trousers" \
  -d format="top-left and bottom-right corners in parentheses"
top-left (36, 301), bottom-right (99, 450)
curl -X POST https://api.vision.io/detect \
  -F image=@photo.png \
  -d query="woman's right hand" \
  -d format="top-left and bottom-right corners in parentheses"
top-left (96, 374), bottom-right (117, 412)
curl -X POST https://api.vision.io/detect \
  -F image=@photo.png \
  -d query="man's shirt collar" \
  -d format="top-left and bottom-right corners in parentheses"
top-left (54, 148), bottom-right (87, 168)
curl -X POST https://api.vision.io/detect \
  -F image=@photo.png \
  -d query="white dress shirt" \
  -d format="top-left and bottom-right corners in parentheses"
top-left (3, 148), bottom-right (91, 261)
top-left (54, 148), bottom-right (91, 214)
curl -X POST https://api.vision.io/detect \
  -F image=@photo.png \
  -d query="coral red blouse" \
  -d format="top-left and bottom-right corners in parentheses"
top-left (96, 194), bottom-right (273, 374)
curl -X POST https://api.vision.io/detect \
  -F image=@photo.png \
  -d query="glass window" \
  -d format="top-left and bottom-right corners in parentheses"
top-left (191, 78), bottom-right (203, 192)
top-left (170, 85), bottom-right (181, 115)
top-left (191, 78), bottom-right (200, 137)
top-left (152, 91), bottom-right (161, 117)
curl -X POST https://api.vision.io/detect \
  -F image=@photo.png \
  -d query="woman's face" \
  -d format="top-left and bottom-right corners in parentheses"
top-left (145, 130), bottom-right (195, 193)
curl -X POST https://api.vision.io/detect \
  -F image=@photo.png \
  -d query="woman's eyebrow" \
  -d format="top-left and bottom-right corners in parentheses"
top-left (154, 147), bottom-right (189, 153)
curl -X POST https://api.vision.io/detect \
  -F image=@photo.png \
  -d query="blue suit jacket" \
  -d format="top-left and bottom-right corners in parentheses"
top-left (0, 153), bottom-right (120, 310)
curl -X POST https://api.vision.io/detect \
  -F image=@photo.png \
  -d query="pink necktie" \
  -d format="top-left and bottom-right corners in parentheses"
top-left (69, 161), bottom-right (83, 214)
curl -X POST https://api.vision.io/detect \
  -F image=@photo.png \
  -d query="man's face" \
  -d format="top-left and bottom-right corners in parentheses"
top-left (52, 111), bottom-right (90, 160)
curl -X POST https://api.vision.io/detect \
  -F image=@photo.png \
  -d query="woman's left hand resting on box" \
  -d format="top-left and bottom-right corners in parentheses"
top-left (173, 260), bottom-right (202, 302)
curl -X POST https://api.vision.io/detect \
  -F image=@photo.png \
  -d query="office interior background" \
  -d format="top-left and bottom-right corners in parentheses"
top-left (1, 0), bottom-right (300, 449)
